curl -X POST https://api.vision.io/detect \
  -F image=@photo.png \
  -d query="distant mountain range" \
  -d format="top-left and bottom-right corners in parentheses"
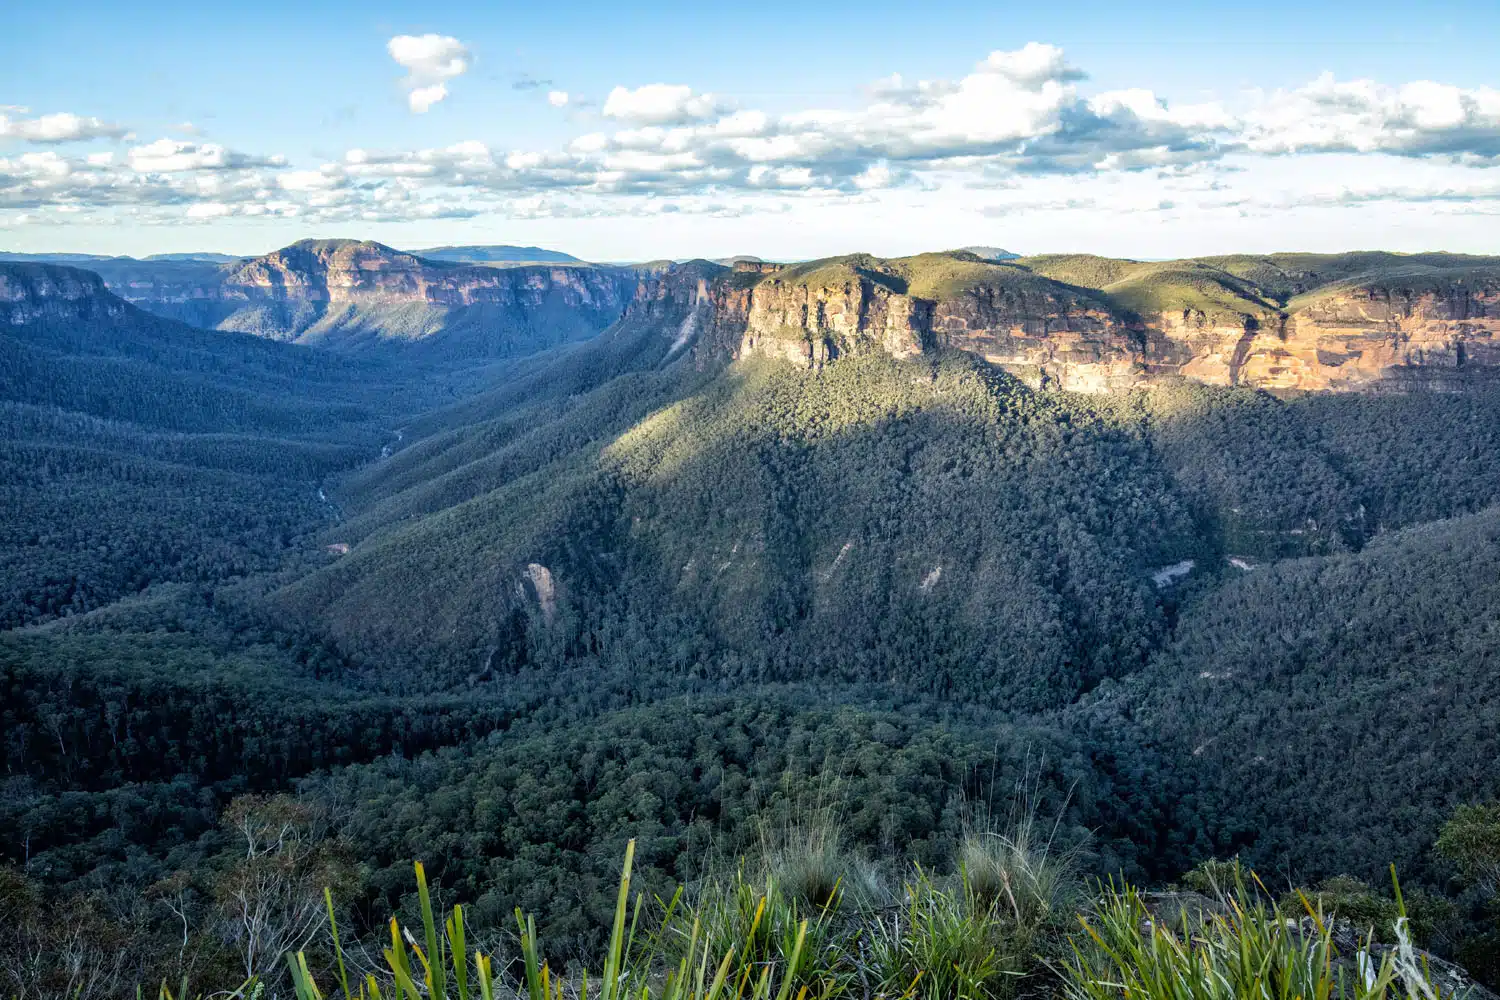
top-left (0, 252), bottom-right (128, 263)
top-left (1, 245), bottom-right (583, 267)
top-left (411, 245), bottom-right (585, 264)
top-left (142, 252), bottom-right (244, 263)
top-left (0, 250), bottom-right (243, 263)
top-left (23, 239), bottom-right (637, 359)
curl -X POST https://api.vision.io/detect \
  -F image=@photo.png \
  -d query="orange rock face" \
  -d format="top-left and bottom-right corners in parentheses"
top-left (737, 277), bottom-right (929, 364)
top-left (1139, 281), bottom-right (1500, 391)
top-left (682, 266), bottom-right (1500, 393)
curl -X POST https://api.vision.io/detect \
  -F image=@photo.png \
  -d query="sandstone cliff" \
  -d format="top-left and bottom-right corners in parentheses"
top-left (91, 239), bottom-right (639, 359)
top-left (0, 263), bottom-right (129, 328)
top-left (55, 242), bottom-right (1500, 392)
top-left (627, 251), bottom-right (1500, 393)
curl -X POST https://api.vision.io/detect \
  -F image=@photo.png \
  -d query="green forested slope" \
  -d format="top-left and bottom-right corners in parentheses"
top-left (1067, 503), bottom-right (1500, 881)
top-left (5, 258), bottom-right (1500, 993)
top-left (0, 267), bottom-right (531, 625)
top-left (273, 352), bottom-right (1200, 709)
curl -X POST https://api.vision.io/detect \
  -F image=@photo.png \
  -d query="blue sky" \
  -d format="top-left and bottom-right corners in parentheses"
top-left (5, 0), bottom-right (1500, 259)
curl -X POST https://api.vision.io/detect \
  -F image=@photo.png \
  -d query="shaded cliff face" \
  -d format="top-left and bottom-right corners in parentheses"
top-left (97, 239), bottom-right (639, 359)
top-left (646, 251), bottom-right (1500, 393)
top-left (0, 263), bottom-right (129, 327)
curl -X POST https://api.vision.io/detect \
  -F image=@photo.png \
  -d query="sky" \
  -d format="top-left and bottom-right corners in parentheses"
top-left (4, 0), bottom-right (1500, 260)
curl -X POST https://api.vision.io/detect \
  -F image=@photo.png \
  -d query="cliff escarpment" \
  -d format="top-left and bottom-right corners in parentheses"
top-left (92, 239), bottom-right (639, 359)
top-left (628, 250), bottom-right (1500, 393)
top-left (56, 241), bottom-right (1500, 391)
top-left (0, 263), bottom-right (129, 328)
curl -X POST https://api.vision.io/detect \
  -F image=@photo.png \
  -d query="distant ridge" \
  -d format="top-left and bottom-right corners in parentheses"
top-left (957, 245), bottom-right (1020, 261)
top-left (0, 251), bottom-right (125, 263)
top-left (414, 245), bottom-right (583, 264)
top-left (0, 251), bottom-right (242, 264)
top-left (143, 252), bottom-right (243, 263)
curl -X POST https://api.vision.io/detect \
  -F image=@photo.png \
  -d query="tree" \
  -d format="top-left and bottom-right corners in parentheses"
top-left (213, 795), bottom-right (352, 981)
top-left (1436, 802), bottom-right (1500, 894)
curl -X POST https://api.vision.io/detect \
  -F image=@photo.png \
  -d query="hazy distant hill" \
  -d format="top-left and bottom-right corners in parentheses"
top-left (413, 244), bottom-right (584, 264)
top-left (0, 251), bottom-right (242, 264)
top-left (0, 251), bottom-right (125, 263)
top-left (957, 245), bottom-right (1019, 260)
top-left (142, 252), bottom-right (243, 263)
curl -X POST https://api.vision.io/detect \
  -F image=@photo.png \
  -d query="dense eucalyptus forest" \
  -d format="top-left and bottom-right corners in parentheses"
top-left (1, 253), bottom-right (1498, 998)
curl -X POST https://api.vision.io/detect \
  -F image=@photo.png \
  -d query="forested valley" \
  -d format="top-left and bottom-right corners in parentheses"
top-left (2, 257), bottom-right (1498, 997)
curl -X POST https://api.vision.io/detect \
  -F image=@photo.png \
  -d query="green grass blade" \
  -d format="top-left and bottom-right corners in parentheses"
top-left (415, 862), bottom-right (447, 999)
top-left (326, 887), bottom-right (352, 1000)
top-left (385, 948), bottom-right (426, 1000)
top-left (603, 840), bottom-right (637, 1000)
top-left (448, 906), bottom-right (469, 1000)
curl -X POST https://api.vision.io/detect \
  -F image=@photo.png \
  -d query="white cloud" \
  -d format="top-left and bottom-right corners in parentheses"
top-left (12, 42), bottom-right (1500, 234)
top-left (0, 111), bottom-right (128, 144)
top-left (388, 33), bottom-right (471, 113)
top-left (185, 202), bottom-right (232, 219)
top-left (128, 139), bottom-right (284, 173)
top-left (1244, 73), bottom-right (1500, 161)
top-left (277, 168), bottom-right (344, 192)
top-left (978, 42), bottom-right (1085, 86)
top-left (408, 84), bottom-right (449, 114)
top-left (603, 84), bottom-right (729, 125)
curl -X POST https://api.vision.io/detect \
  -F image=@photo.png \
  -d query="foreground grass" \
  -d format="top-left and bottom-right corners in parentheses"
top-left (1063, 872), bottom-right (1457, 1000)
top-left (263, 845), bottom-right (1470, 1000)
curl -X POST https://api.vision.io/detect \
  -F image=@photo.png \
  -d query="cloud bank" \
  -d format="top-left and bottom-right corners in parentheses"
top-left (1, 112), bottom-right (128, 144)
top-left (7, 41), bottom-right (1500, 231)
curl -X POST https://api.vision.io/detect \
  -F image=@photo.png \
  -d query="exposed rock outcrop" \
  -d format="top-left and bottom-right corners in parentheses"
top-left (739, 273), bottom-right (931, 365)
top-left (0, 263), bottom-right (129, 327)
top-left (1267, 277), bottom-right (1500, 390)
top-left (625, 252), bottom-right (1500, 393)
top-left (90, 239), bottom-right (639, 358)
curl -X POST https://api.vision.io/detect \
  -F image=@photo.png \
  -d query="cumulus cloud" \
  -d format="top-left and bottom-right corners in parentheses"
top-left (1245, 73), bottom-right (1500, 162)
top-left (548, 91), bottom-right (571, 108)
top-left (0, 111), bottom-right (128, 143)
top-left (979, 42), bottom-right (1086, 86)
top-left (541, 43), bottom-right (1234, 194)
top-left (128, 139), bottom-right (285, 173)
top-left (388, 33), bottom-right (471, 113)
top-left (603, 84), bottom-right (729, 125)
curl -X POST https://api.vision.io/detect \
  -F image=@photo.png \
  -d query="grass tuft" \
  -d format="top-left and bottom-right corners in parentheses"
top-left (272, 840), bottom-right (1459, 1000)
